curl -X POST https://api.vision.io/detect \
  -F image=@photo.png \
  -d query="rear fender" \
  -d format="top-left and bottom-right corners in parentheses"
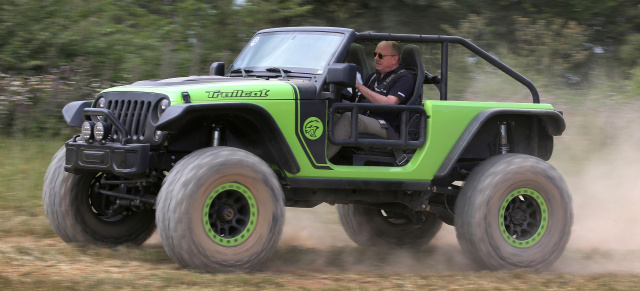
top-left (434, 108), bottom-right (565, 179)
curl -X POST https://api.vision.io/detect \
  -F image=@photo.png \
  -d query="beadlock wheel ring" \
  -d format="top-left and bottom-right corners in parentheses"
top-left (202, 183), bottom-right (258, 246)
top-left (499, 188), bottom-right (549, 248)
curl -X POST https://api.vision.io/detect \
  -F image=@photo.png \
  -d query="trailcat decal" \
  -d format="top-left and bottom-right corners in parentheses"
top-left (206, 89), bottom-right (270, 98)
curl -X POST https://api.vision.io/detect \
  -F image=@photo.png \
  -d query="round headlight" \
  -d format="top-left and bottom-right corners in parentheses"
top-left (158, 99), bottom-right (170, 117)
top-left (93, 97), bottom-right (106, 122)
top-left (81, 121), bottom-right (94, 141)
top-left (96, 97), bottom-right (106, 108)
top-left (93, 121), bottom-right (110, 142)
top-left (154, 130), bottom-right (164, 141)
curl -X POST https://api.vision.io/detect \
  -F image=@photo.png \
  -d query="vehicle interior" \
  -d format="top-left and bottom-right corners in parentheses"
top-left (328, 42), bottom-right (436, 167)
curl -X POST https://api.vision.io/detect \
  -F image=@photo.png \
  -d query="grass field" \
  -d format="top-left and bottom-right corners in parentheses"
top-left (2, 108), bottom-right (640, 290)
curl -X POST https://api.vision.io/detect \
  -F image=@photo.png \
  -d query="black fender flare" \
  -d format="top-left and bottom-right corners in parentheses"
top-left (434, 108), bottom-right (565, 179)
top-left (62, 101), bottom-right (92, 127)
top-left (156, 102), bottom-right (300, 175)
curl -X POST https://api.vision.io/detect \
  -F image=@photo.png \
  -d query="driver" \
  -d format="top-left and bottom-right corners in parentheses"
top-left (327, 41), bottom-right (415, 159)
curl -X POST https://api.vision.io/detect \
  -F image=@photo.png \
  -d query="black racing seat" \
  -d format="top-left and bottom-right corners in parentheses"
top-left (344, 43), bottom-right (371, 78)
top-left (398, 44), bottom-right (427, 141)
top-left (352, 44), bottom-right (426, 166)
top-left (399, 44), bottom-right (425, 106)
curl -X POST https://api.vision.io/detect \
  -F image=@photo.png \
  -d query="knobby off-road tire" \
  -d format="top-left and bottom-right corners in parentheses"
top-left (42, 147), bottom-right (156, 245)
top-left (337, 204), bottom-right (442, 248)
top-left (455, 154), bottom-right (573, 271)
top-left (156, 147), bottom-right (285, 273)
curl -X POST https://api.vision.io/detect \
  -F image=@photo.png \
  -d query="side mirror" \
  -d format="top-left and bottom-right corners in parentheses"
top-left (210, 62), bottom-right (225, 76)
top-left (326, 63), bottom-right (356, 87)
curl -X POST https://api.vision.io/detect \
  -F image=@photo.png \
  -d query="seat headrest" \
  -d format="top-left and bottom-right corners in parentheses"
top-left (345, 43), bottom-right (370, 77)
top-left (400, 44), bottom-right (423, 73)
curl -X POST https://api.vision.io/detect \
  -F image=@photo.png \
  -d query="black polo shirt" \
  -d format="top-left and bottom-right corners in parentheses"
top-left (362, 64), bottom-right (415, 131)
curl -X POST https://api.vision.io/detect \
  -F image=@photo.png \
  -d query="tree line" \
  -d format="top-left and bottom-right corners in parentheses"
top-left (1, 0), bottom-right (639, 135)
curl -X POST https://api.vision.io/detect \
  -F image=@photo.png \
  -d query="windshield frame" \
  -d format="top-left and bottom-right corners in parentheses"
top-left (229, 30), bottom-right (349, 75)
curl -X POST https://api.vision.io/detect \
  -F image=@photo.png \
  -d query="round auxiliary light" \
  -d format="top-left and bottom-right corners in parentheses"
top-left (81, 121), bottom-right (94, 141)
top-left (93, 121), bottom-right (110, 142)
top-left (158, 99), bottom-right (170, 117)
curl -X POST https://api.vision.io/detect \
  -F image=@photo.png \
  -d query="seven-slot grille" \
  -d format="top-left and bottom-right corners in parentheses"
top-left (105, 99), bottom-right (152, 143)
top-left (97, 91), bottom-right (168, 144)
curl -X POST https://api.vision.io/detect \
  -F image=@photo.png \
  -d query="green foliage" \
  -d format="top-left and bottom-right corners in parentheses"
top-left (441, 14), bottom-right (491, 43)
top-left (619, 34), bottom-right (640, 69)
top-left (0, 0), bottom-right (639, 136)
top-left (0, 0), bottom-right (313, 81)
top-left (627, 67), bottom-right (640, 94)
top-left (454, 0), bottom-right (640, 47)
top-left (511, 17), bottom-right (592, 79)
top-left (0, 59), bottom-right (127, 136)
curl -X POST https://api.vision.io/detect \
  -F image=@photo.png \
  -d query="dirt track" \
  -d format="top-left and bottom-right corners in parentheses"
top-left (140, 201), bottom-right (640, 275)
top-left (3, 99), bottom-right (640, 289)
top-left (280, 205), bottom-right (640, 274)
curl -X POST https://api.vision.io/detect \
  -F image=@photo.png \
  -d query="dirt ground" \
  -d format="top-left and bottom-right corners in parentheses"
top-left (2, 205), bottom-right (640, 290)
top-left (2, 99), bottom-right (640, 289)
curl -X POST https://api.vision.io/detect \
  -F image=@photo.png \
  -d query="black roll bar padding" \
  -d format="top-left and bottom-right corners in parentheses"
top-left (441, 41), bottom-right (449, 101)
top-left (328, 103), bottom-right (427, 149)
top-left (83, 108), bottom-right (130, 145)
top-left (355, 33), bottom-right (540, 104)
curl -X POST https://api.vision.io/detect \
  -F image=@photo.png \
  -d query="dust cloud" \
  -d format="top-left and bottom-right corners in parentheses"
top-left (551, 103), bottom-right (640, 273)
top-left (272, 205), bottom-right (474, 273)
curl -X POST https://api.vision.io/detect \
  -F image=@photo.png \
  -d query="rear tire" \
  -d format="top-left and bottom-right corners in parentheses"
top-left (156, 147), bottom-right (285, 273)
top-left (42, 147), bottom-right (156, 245)
top-left (337, 204), bottom-right (442, 248)
top-left (455, 154), bottom-right (573, 270)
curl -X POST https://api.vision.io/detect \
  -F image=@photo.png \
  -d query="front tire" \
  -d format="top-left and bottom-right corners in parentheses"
top-left (42, 147), bottom-right (156, 245)
top-left (455, 154), bottom-right (573, 270)
top-left (337, 204), bottom-right (442, 248)
top-left (156, 147), bottom-right (285, 273)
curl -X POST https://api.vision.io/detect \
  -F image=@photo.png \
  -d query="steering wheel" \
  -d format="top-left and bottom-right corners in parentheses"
top-left (341, 71), bottom-right (365, 103)
top-left (339, 85), bottom-right (360, 102)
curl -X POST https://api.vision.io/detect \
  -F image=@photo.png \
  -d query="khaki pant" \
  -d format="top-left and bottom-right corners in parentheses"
top-left (326, 112), bottom-right (388, 159)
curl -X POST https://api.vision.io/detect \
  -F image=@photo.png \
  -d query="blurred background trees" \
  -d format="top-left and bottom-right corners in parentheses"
top-left (1, 0), bottom-right (639, 136)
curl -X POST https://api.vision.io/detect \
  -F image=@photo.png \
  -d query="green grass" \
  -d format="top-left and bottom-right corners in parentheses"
top-left (0, 138), bottom-right (65, 211)
top-left (0, 138), bottom-right (67, 237)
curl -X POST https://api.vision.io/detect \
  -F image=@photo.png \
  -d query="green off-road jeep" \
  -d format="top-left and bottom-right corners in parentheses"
top-left (43, 27), bottom-right (572, 272)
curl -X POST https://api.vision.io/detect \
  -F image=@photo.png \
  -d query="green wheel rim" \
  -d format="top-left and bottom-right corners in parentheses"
top-left (203, 183), bottom-right (258, 246)
top-left (499, 188), bottom-right (548, 248)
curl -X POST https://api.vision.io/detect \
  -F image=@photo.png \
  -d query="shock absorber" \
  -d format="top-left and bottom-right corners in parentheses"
top-left (212, 124), bottom-right (222, 147)
top-left (499, 122), bottom-right (509, 154)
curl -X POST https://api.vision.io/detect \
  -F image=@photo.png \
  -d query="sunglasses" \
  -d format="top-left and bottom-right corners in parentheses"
top-left (373, 52), bottom-right (397, 59)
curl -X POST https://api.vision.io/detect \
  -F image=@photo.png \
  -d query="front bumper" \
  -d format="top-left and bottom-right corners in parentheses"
top-left (65, 141), bottom-right (150, 178)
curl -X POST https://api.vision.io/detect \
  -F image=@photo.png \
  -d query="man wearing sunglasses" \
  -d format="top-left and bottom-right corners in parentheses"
top-left (327, 40), bottom-right (415, 159)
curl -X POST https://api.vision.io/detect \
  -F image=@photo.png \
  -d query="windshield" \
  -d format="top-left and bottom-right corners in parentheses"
top-left (232, 31), bottom-right (344, 74)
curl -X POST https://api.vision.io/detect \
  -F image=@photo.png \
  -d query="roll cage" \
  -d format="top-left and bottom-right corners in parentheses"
top-left (228, 27), bottom-right (540, 103)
